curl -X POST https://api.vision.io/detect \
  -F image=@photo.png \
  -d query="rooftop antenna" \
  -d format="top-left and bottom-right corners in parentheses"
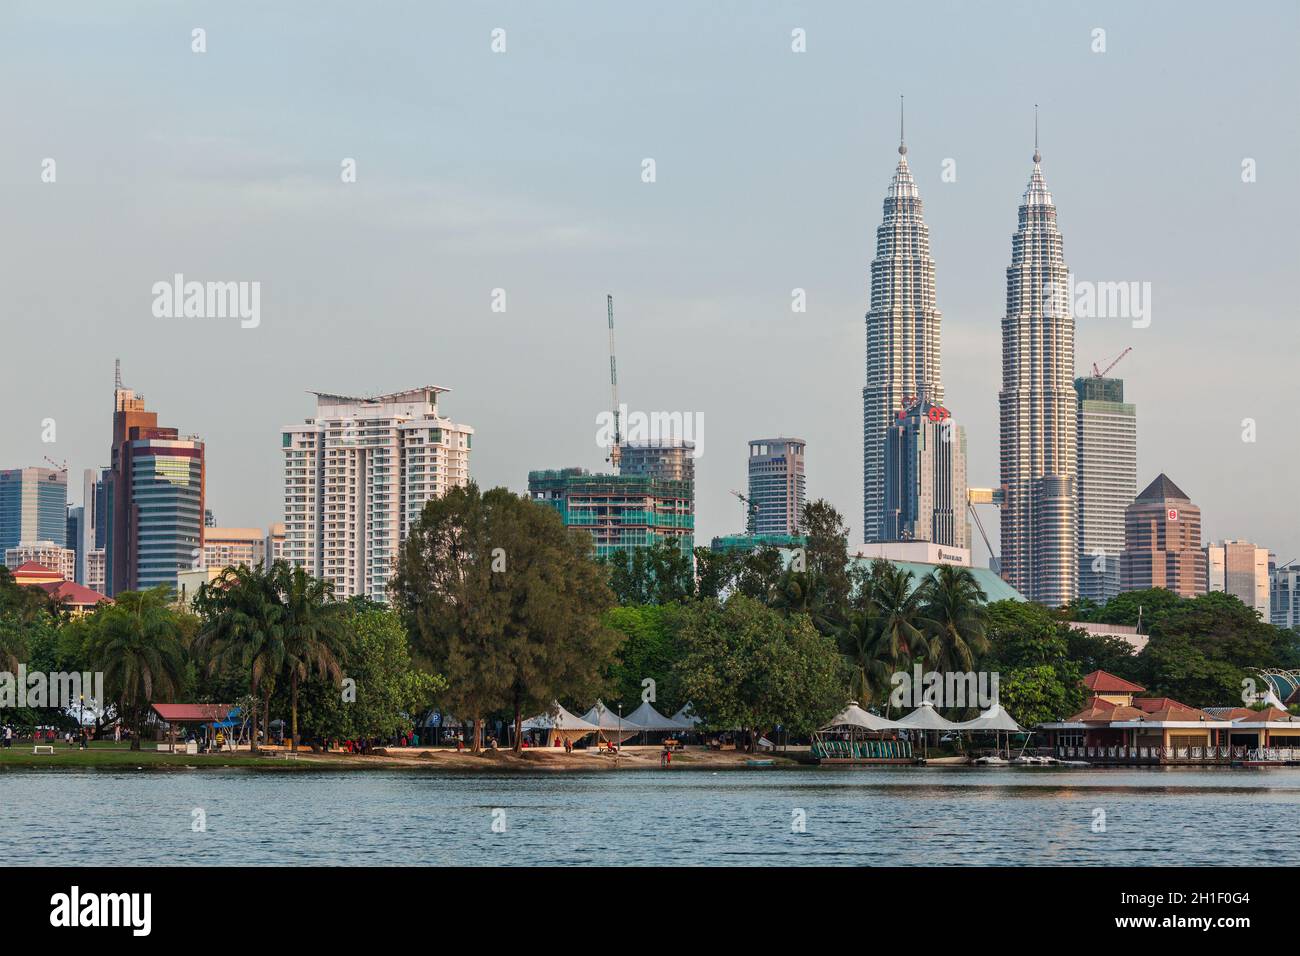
top-left (606, 294), bottom-right (622, 469)
top-left (1033, 104), bottom-right (1041, 164)
top-left (114, 358), bottom-right (122, 390)
top-left (898, 94), bottom-right (906, 156)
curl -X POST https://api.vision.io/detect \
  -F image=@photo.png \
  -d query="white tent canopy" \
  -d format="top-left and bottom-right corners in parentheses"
top-left (624, 701), bottom-right (688, 732)
top-left (952, 702), bottom-right (1026, 733)
top-left (521, 701), bottom-right (600, 743)
top-left (672, 704), bottom-right (702, 728)
top-left (823, 701), bottom-right (903, 731)
top-left (896, 700), bottom-right (963, 731)
top-left (581, 700), bottom-right (643, 742)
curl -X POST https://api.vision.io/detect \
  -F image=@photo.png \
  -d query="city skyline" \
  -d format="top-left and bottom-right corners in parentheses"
top-left (1, 2), bottom-right (1297, 571)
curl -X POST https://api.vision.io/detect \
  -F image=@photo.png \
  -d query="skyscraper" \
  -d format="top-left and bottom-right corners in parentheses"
top-left (1206, 539), bottom-right (1268, 617)
top-left (999, 127), bottom-right (1078, 606)
top-left (862, 107), bottom-right (943, 544)
top-left (882, 398), bottom-right (967, 550)
top-left (1075, 375), bottom-right (1137, 604)
top-left (0, 467), bottom-right (68, 554)
top-left (1120, 474), bottom-right (1206, 597)
top-left (106, 368), bottom-right (205, 595)
top-left (281, 387), bottom-right (473, 602)
top-left (748, 438), bottom-right (806, 536)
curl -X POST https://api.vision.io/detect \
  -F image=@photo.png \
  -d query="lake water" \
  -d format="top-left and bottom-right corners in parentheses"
top-left (3, 766), bottom-right (1298, 866)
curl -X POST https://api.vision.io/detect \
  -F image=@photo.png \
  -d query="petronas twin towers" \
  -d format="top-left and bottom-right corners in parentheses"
top-left (862, 109), bottom-right (1077, 606)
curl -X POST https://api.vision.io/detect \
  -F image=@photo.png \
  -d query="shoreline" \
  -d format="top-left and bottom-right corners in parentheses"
top-left (0, 743), bottom-right (807, 773)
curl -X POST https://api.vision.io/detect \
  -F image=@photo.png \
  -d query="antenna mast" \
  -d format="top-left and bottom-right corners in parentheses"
top-left (606, 294), bottom-right (622, 469)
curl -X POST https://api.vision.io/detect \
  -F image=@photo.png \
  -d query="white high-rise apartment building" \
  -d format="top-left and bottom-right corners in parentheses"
top-left (1206, 540), bottom-right (1269, 618)
top-left (1271, 562), bottom-right (1300, 629)
top-left (748, 438), bottom-right (806, 536)
top-left (282, 387), bottom-right (473, 602)
top-left (999, 132), bottom-right (1078, 606)
top-left (862, 114), bottom-right (943, 544)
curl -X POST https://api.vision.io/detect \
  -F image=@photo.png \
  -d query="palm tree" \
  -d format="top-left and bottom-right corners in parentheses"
top-left (193, 564), bottom-right (286, 753)
top-left (918, 564), bottom-right (990, 674)
top-left (872, 561), bottom-right (928, 677)
top-left (768, 569), bottom-right (836, 634)
top-left (276, 563), bottom-right (346, 751)
top-left (836, 604), bottom-right (900, 705)
top-left (86, 587), bottom-right (188, 750)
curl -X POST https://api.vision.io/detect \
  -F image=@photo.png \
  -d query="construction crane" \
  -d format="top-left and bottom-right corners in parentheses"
top-left (966, 487), bottom-right (1004, 573)
top-left (1091, 346), bottom-right (1132, 378)
top-left (731, 490), bottom-right (758, 535)
top-left (606, 294), bottom-right (622, 470)
top-left (43, 456), bottom-right (68, 473)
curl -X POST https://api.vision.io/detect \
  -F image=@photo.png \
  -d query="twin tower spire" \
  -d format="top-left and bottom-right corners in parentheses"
top-left (863, 101), bottom-right (1075, 606)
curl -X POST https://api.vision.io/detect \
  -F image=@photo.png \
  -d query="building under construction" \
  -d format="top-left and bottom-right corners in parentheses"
top-left (527, 467), bottom-right (693, 559)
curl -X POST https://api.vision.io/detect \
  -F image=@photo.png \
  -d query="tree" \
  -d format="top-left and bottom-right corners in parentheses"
top-left (391, 483), bottom-right (621, 753)
top-left (277, 563), bottom-right (348, 751)
top-left (835, 604), bottom-right (897, 706)
top-left (917, 564), bottom-right (990, 673)
top-left (871, 560), bottom-right (927, 670)
top-left (673, 595), bottom-right (846, 752)
top-left (797, 499), bottom-right (852, 628)
top-left (291, 605), bottom-right (445, 743)
top-left (84, 587), bottom-right (188, 750)
top-left (193, 563), bottom-right (287, 753)
top-left (604, 539), bottom-right (693, 606)
top-left (605, 604), bottom-right (684, 713)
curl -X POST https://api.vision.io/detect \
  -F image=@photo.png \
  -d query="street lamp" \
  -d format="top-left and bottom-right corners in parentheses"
top-left (617, 703), bottom-right (623, 755)
top-left (78, 694), bottom-right (85, 750)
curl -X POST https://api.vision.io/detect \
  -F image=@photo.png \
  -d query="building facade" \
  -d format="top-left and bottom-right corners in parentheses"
top-left (4, 541), bottom-right (76, 582)
top-left (528, 467), bottom-right (693, 560)
top-left (202, 527), bottom-right (268, 571)
top-left (618, 441), bottom-right (696, 483)
top-left (747, 438), bottom-right (806, 536)
top-left (282, 387), bottom-right (473, 602)
top-left (1271, 562), bottom-right (1300, 630)
top-left (862, 130), bottom-right (944, 544)
top-left (882, 399), bottom-right (967, 550)
top-left (1205, 539), bottom-right (1269, 618)
top-left (106, 368), bottom-right (206, 595)
top-left (1075, 376), bottom-right (1137, 605)
top-left (1120, 474), bottom-right (1206, 597)
top-left (999, 141), bottom-right (1078, 606)
top-left (0, 467), bottom-right (67, 554)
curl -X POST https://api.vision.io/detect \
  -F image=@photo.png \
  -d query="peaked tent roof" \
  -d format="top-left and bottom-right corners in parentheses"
top-left (580, 700), bottom-right (645, 732)
top-left (672, 704), bottom-right (702, 728)
top-left (520, 702), bottom-right (600, 733)
top-left (624, 701), bottom-right (688, 731)
top-left (895, 701), bottom-right (962, 731)
top-left (952, 702), bottom-right (1026, 733)
top-left (822, 701), bottom-right (903, 731)
top-left (1135, 473), bottom-right (1190, 502)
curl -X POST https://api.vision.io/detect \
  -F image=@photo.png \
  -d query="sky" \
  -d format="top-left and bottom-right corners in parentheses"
top-left (1, 0), bottom-right (1297, 567)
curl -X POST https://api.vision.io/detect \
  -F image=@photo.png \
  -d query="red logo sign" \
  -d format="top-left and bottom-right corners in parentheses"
top-left (1167, 508), bottom-right (1179, 521)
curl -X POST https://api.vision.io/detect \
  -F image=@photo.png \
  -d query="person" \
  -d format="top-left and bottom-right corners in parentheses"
top-left (660, 746), bottom-right (669, 768)
top-left (3, 725), bottom-right (11, 749)
top-left (114, 724), bottom-right (121, 743)
top-left (215, 730), bottom-right (225, 750)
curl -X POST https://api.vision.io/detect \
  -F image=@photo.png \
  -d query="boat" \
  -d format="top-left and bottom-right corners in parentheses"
top-left (744, 759), bottom-right (775, 767)
top-left (972, 755), bottom-right (1009, 766)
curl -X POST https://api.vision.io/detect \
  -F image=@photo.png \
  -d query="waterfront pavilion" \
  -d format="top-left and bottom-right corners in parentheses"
top-left (1205, 707), bottom-right (1300, 752)
top-left (811, 702), bottom-right (911, 762)
top-left (150, 703), bottom-right (234, 751)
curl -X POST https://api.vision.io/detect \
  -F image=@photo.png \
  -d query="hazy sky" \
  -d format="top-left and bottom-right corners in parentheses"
top-left (2, 1), bottom-right (1297, 567)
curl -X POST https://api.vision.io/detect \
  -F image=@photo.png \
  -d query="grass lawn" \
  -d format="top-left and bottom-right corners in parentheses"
top-left (0, 740), bottom-right (323, 770)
